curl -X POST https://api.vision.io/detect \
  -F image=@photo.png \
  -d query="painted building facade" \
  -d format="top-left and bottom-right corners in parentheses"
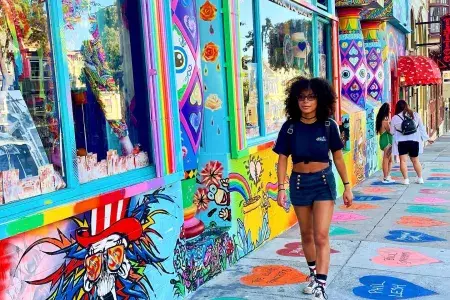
top-left (0, 0), bottom-right (431, 299)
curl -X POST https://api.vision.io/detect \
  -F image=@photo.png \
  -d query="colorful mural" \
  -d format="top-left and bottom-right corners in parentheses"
top-left (172, 0), bottom-right (207, 242)
top-left (337, 8), bottom-right (367, 108)
top-left (0, 185), bottom-right (184, 300)
top-left (172, 0), bottom-right (204, 172)
top-left (362, 21), bottom-right (384, 102)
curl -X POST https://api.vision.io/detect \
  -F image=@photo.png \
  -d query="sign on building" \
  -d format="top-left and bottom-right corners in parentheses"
top-left (441, 14), bottom-right (450, 67)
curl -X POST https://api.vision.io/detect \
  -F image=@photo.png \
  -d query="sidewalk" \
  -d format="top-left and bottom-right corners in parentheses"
top-left (187, 135), bottom-right (450, 300)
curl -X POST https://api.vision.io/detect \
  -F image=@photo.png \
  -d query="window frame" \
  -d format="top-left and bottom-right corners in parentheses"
top-left (224, 0), bottom-right (338, 158)
top-left (0, 0), bottom-right (183, 224)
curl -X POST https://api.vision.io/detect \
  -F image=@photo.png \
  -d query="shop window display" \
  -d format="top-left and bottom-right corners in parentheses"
top-left (239, 0), bottom-right (260, 139)
top-left (62, 0), bottom-right (151, 183)
top-left (260, 0), bottom-right (313, 134)
top-left (0, 0), bottom-right (66, 204)
top-left (318, 22), bottom-right (329, 79)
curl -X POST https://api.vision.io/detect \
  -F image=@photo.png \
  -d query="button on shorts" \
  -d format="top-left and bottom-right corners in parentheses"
top-left (289, 166), bottom-right (337, 206)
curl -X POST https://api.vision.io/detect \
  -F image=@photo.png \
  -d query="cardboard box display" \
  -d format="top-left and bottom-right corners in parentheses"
top-left (18, 176), bottom-right (41, 199)
top-left (39, 164), bottom-right (56, 194)
top-left (3, 169), bottom-right (20, 203)
top-left (135, 152), bottom-right (149, 168)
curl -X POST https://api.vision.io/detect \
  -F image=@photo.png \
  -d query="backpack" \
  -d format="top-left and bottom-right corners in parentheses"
top-left (396, 113), bottom-right (418, 135)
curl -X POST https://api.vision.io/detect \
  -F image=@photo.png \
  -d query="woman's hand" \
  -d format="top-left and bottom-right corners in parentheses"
top-left (343, 186), bottom-right (353, 208)
top-left (428, 139), bottom-right (435, 144)
top-left (277, 189), bottom-right (287, 208)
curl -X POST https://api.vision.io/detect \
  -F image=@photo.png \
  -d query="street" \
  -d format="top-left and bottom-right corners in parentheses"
top-left (188, 135), bottom-right (450, 300)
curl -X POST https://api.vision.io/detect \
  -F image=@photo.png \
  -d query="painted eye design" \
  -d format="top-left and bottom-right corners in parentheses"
top-left (174, 46), bottom-right (187, 73)
top-left (207, 185), bottom-right (218, 200)
top-left (341, 66), bottom-right (354, 85)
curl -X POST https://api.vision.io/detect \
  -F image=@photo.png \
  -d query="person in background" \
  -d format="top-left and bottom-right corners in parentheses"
top-left (274, 77), bottom-right (353, 300)
top-left (376, 103), bottom-right (395, 183)
top-left (390, 100), bottom-right (434, 185)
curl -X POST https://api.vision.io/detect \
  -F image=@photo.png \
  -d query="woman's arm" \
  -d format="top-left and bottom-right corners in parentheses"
top-left (390, 116), bottom-right (400, 135)
top-left (332, 150), bottom-right (349, 185)
top-left (416, 113), bottom-right (431, 142)
top-left (276, 154), bottom-right (289, 207)
top-left (277, 154), bottom-right (288, 187)
top-left (332, 150), bottom-right (353, 207)
top-left (383, 120), bottom-right (391, 133)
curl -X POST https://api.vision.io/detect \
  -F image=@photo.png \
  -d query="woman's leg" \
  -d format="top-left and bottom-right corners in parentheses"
top-left (382, 148), bottom-right (390, 179)
top-left (293, 205), bottom-right (315, 267)
top-left (410, 156), bottom-right (423, 179)
top-left (312, 201), bottom-right (334, 279)
top-left (386, 145), bottom-right (393, 178)
top-left (399, 154), bottom-right (409, 180)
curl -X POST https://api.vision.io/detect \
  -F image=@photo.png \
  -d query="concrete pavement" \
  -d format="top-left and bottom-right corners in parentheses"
top-left (187, 135), bottom-right (450, 300)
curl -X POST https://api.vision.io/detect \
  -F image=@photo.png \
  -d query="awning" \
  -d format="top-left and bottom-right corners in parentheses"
top-left (397, 56), bottom-right (442, 86)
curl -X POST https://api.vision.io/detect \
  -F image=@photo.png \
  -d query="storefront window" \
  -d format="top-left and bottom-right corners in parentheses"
top-left (318, 0), bottom-right (328, 9)
top-left (63, 0), bottom-right (151, 184)
top-left (239, 0), bottom-right (260, 139)
top-left (318, 22), bottom-right (329, 79)
top-left (0, 0), bottom-right (66, 203)
top-left (260, 0), bottom-right (313, 134)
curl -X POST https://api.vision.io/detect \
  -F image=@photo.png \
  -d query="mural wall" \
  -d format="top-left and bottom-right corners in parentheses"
top-left (0, 184), bottom-right (184, 300)
top-left (0, 1), bottom-right (389, 299)
top-left (379, 22), bottom-right (406, 104)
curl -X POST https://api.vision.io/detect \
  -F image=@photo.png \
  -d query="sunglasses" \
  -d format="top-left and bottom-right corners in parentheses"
top-left (85, 245), bottom-right (125, 282)
top-left (298, 94), bottom-right (317, 102)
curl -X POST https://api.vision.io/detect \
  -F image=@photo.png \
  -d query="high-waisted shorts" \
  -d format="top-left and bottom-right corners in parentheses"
top-left (289, 166), bottom-right (337, 206)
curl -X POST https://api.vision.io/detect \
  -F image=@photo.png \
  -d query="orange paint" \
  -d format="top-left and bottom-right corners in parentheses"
top-left (240, 265), bottom-right (307, 287)
top-left (397, 216), bottom-right (448, 227)
top-left (339, 203), bottom-right (379, 210)
top-left (74, 197), bottom-right (100, 215)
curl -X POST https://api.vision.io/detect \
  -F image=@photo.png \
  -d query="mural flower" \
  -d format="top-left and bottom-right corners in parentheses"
top-left (200, 160), bottom-right (224, 186)
top-left (194, 188), bottom-right (210, 211)
top-left (200, 0), bottom-right (217, 21)
top-left (202, 42), bottom-right (219, 62)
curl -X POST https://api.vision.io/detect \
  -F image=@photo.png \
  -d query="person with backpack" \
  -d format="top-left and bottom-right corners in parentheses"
top-left (273, 77), bottom-right (353, 300)
top-left (390, 100), bottom-right (434, 185)
top-left (376, 103), bottom-right (395, 183)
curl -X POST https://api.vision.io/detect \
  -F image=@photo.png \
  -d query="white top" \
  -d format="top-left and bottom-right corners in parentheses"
top-left (390, 111), bottom-right (429, 154)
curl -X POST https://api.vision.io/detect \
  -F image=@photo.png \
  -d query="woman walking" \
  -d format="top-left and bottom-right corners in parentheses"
top-left (376, 103), bottom-right (395, 183)
top-left (390, 100), bottom-right (434, 184)
top-left (273, 77), bottom-right (353, 300)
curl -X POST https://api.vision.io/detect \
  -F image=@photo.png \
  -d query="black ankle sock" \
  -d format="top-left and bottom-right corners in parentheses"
top-left (307, 261), bottom-right (316, 275)
top-left (316, 274), bottom-right (327, 286)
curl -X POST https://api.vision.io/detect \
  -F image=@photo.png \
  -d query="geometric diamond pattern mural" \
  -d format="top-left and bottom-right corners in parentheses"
top-left (338, 9), bottom-right (367, 108)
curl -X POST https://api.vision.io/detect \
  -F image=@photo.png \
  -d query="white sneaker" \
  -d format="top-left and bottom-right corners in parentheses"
top-left (402, 178), bottom-right (410, 185)
top-left (303, 275), bottom-right (318, 294)
top-left (382, 176), bottom-right (396, 183)
top-left (313, 285), bottom-right (328, 300)
top-left (416, 177), bottom-right (424, 184)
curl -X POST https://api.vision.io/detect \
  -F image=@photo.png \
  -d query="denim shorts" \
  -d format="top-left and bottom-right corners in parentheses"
top-left (289, 166), bottom-right (337, 206)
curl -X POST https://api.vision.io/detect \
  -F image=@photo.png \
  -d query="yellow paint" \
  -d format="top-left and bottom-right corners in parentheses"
top-left (230, 149), bottom-right (297, 244)
top-left (44, 206), bottom-right (73, 225)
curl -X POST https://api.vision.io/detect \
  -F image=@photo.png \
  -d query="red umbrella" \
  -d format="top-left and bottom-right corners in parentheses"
top-left (397, 56), bottom-right (442, 86)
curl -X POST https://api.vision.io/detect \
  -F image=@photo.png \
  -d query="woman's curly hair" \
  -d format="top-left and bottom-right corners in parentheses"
top-left (284, 77), bottom-right (336, 122)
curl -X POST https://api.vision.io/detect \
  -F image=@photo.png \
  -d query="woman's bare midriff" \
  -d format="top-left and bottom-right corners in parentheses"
top-left (292, 162), bottom-right (329, 173)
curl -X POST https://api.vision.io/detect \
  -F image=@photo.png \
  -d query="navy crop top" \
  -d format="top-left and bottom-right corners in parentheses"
top-left (273, 119), bottom-right (344, 164)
